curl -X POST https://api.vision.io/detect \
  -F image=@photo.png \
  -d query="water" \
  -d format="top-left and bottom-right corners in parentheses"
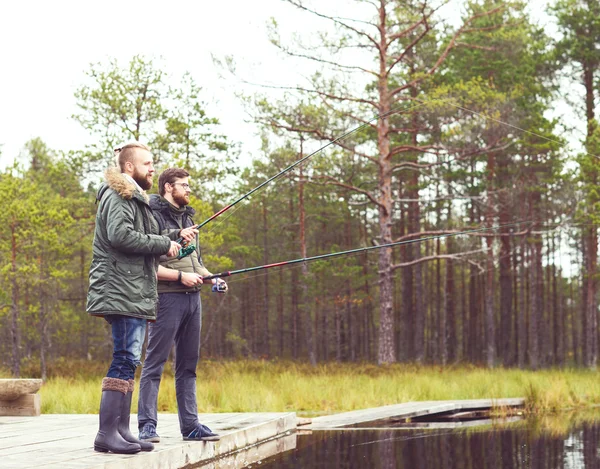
top-left (254, 416), bottom-right (600, 468)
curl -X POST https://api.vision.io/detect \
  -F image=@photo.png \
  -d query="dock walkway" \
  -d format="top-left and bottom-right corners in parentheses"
top-left (0, 398), bottom-right (525, 468)
top-left (306, 398), bottom-right (525, 429)
top-left (0, 412), bottom-right (296, 469)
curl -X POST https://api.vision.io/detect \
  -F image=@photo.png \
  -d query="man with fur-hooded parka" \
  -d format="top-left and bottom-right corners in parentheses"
top-left (86, 166), bottom-right (178, 320)
top-left (87, 143), bottom-right (185, 456)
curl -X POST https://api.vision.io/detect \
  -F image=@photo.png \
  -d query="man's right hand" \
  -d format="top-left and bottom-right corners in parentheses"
top-left (179, 227), bottom-right (199, 242)
top-left (167, 241), bottom-right (181, 257)
top-left (180, 272), bottom-right (203, 287)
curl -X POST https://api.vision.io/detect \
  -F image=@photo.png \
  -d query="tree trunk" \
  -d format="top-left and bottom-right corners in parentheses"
top-left (528, 240), bottom-right (540, 369)
top-left (298, 158), bottom-right (316, 365)
top-left (446, 199), bottom-right (456, 363)
top-left (10, 224), bottom-right (20, 377)
top-left (485, 152), bottom-right (496, 368)
top-left (437, 238), bottom-right (445, 365)
top-left (278, 268), bottom-right (284, 357)
top-left (375, 3), bottom-right (396, 365)
top-left (517, 241), bottom-right (527, 368)
top-left (584, 226), bottom-right (598, 368)
top-left (498, 161), bottom-right (513, 365)
top-left (583, 62), bottom-right (598, 369)
top-left (262, 201), bottom-right (270, 356)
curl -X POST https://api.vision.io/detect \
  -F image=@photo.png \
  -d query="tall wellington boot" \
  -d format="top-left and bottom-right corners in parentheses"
top-left (117, 380), bottom-right (154, 451)
top-left (94, 377), bottom-right (141, 454)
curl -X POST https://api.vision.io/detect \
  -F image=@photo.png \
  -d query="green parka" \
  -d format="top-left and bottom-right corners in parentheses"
top-left (86, 168), bottom-right (173, 320)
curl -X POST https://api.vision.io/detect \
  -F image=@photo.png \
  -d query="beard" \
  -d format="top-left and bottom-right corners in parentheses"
top-left (173, 192), bottom-right (190, 207)
top-left (132, 168), bottom-right (153, 190)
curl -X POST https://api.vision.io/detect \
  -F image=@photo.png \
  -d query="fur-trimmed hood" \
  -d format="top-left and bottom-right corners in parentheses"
top-left (97, 167), bottom-right (149, 203)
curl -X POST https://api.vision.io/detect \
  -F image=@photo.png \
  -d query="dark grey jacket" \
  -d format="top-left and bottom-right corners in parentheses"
top-left (149, 194), bottom-right (211, 294)
top-left (86, 168), bottom-right (173, 320)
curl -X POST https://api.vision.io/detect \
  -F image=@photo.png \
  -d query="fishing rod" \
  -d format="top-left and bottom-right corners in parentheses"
top-left (175, 103), bottom-right (425, 258)
top-left (204, 221), bottom-right (529, 287)
top-left (178, 95), bottom-right (583, 259)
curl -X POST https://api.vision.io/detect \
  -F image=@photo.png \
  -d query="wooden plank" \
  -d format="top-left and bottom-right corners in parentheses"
top-left (308, 401), bottom-right (454, 429)
top-left (303, 415), bottom-right (524, 431)
top-left (307, 398), bottom-right (525, 429)
top-left (200, 432), bottom-right (296, 469)
top-left (0, 412), bottom-right (297, 469)
top-left (0, 394), bottom-right (41, 417)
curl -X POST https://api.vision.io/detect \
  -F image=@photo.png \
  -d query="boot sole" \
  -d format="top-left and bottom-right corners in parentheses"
top-left (94, 445), bottom-right (141, 454)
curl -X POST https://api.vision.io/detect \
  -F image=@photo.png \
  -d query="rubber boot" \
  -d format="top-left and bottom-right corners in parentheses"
top-left (118, 380), bottom-right (154, 451)
top-left (94, 377), bottom-right (141, 454)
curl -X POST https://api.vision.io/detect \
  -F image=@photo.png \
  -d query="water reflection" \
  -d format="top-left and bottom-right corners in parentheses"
top-left (258, 412), bottom-right (600, 468)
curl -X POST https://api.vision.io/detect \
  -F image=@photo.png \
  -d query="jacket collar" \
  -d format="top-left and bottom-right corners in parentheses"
top-left (99, 167), bottom-right (149, 203)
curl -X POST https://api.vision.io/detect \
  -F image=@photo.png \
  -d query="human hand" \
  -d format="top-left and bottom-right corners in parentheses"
top-left (179, 227), bottom-right (199, 243)
top-left (181, 272), bottom-right (203, 287)
top-left (167, 241), bottom-right (181, 257)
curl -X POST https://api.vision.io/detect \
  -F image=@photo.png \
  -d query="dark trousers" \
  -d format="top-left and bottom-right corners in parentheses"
top-left (137, 291), bottom-right (202, 435)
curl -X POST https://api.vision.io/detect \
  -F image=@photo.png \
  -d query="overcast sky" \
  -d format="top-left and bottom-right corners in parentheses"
top-left (0, 0), bottom-right (578, 171)
top-left (0, 0), bottom-right (305, 168)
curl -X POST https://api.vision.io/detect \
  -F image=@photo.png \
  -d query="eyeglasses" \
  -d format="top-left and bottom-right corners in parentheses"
top-left (170, 182), bottom-right (190, 190)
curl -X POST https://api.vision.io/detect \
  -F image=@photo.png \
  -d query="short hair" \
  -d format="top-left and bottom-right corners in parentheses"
top-left (159, 168), bottom-right (190, 196)
top-left (114, 142), bottom-right (151, 171)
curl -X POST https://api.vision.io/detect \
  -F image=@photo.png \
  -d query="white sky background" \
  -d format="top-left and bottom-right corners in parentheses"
top-left (0, 0), bottom-right (305, 166)
top-left (0, 0), bottom-right (571, 168)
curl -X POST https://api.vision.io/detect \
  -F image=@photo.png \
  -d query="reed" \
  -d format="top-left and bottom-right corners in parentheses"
top-left (15, 360), bottom-right (600, 415)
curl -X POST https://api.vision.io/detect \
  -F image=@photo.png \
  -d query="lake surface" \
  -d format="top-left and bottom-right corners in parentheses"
top-left (256, 416), bottom-right (600, 468)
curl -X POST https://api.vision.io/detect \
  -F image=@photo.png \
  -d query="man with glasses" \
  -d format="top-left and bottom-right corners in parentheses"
top-left (137, 168), bottom-right (227, 442)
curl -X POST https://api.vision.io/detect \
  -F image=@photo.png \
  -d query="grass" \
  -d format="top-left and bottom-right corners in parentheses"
top-left (3, 359), bottom-right (600, 415)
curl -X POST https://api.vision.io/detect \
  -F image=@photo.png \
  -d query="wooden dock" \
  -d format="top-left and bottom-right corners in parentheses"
top-left (305, 398), bottom-right (525, 430)
top-left (0, 412), bottom-right (296, 469)
top-left (0, 398), bottom-right (526, 468)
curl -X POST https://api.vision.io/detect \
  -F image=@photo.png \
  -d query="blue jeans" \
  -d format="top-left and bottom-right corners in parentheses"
top-left (105, 315), bottom-right (147, 381)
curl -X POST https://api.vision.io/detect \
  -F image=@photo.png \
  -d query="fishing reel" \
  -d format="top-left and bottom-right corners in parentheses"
top-left (211, 281), bottom-right (227, 293)
top-left (177, 242), bottom-right (196, 259)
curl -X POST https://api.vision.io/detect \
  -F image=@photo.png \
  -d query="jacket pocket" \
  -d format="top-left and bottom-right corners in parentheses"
top-left (113, 260), bottom-right (144, 276)
top-left (107, 260), bottom-right (147, 303)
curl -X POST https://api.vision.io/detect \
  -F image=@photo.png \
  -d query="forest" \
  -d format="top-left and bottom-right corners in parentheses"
top-left (2, 0), bottom-right (600, 378)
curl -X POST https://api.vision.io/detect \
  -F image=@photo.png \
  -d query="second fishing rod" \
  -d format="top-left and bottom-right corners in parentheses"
top-left (203, 221), bottom-right (530, 291)
top-left (174, 103), bottom-right (424, 258)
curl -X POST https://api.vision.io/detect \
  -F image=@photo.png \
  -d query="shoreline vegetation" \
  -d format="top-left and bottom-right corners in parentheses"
top-left (2, 360), bottom-right (600, 416)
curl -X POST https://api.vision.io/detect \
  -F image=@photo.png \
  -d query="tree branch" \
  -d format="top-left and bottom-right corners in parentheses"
top-left (387, 25), bottom-right (430, 75)
top-left (285, 0), bottom-right (381, 52)
top-left (275, 47), bottom-right (379, 77)
top-left (389, 144), bottom-right (444, 158)
top-left (258, 118), bottom-right (378, 163)
top-left (455, 42), bottom-right (497, 52)
top-left (243, 81), bottom-right (379, 108)
top-left (389, 5), bottom-right (505, 97)
top-left (312, 174), bottom-right (384, 210)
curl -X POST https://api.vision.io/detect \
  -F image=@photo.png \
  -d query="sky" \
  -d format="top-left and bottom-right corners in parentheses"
top-left (0, 0), bottom-right (309, 167)
top-left (0, 0), bottom-right (579, 171)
